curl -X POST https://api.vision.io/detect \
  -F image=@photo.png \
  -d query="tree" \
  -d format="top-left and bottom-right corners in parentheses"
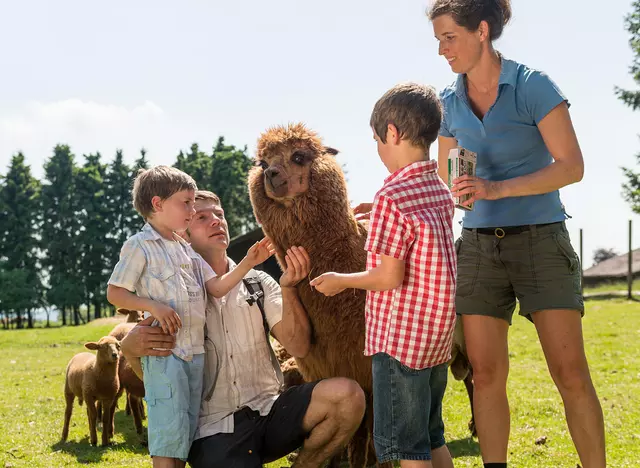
top-left (174, 137), bottom-right (257, 238)
top-left (0, 154), bottom-right (43, 328)
top-left (41, 145), bottom-right (83, 325)
top-left (76, 152), bottom-right (109, 320)
top-left (617, 1), bottom-right (640, 212)
top-left (593, 248), bottom-right (619, 265)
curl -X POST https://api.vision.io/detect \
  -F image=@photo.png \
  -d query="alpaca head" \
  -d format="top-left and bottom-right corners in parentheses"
top-left (249, 123), bottom-right (344, 208)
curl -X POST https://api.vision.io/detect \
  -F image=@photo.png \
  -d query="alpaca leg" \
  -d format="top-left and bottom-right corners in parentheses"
top-left (61, 388), bottom-right (74, 441)
top-left (347, 418), bottom-right (369, 468)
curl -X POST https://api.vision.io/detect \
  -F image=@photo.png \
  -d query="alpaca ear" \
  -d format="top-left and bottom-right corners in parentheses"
top-left (323, 147), bottom-right (339, 156)
top-left (85, 342), bottom-right (99, 350)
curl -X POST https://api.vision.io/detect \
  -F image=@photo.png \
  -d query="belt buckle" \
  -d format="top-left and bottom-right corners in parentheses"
top-left (494, 227), bottom-right (506, 238)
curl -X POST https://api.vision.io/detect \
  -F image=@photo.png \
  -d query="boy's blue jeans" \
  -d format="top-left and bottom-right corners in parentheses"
top-left (372, 352), bottom-right (448, 463)
top-left (142, 353), bottom-right (204, 460)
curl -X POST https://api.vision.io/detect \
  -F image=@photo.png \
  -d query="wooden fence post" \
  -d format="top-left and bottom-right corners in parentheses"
top-left (628, 219), bottom-right (633, 299)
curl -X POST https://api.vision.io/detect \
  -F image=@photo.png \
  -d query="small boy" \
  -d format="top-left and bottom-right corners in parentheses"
top-left (106, 166), bottom-right (273, 468)
top-left (311, 83), bottom-right (457, 468)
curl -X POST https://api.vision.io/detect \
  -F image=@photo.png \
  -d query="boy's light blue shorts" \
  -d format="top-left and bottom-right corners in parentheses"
top-left (141, 353), bottom-right (204, 460)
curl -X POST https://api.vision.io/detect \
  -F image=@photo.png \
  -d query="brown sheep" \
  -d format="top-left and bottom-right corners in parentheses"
top-left (248, 123), bottom-right (386, 468)
top-left (61, 336), bottom-right (121, 446)
top-left (449, 322), bottom-right (476, 436)
top-left (114, 354), bottom-right (146, 442)
top-left (105, 320), bottom-right (146, 435)
top-left (116, 307), bottom-right (144, 323)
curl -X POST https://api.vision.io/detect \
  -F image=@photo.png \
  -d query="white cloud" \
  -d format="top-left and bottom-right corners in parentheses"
top-left (0, 99), bottom-right (172, 177)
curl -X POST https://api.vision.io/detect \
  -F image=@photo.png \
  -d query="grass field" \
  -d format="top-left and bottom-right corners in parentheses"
top-left (1, 299), bottom-right (639, 467)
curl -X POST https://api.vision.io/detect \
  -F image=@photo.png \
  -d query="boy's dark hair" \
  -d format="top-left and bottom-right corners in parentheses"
top-left (132, 165), bottom-right (197, 219)
top-left (370, 82), bottom-right (442, 151)
top-left (427, 0), bottom-right (512, 41)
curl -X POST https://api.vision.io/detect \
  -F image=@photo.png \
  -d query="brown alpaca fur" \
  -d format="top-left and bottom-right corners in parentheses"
top-left (61, 336), bottom-right (121, 446)
top-left (249, 123), bottom-right (384, 468)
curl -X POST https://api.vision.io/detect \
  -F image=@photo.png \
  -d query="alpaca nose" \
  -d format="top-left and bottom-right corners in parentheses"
top-left (112, 352), bottom-right (118, 359)
top-left (265, 167), bottom-right (280, 179)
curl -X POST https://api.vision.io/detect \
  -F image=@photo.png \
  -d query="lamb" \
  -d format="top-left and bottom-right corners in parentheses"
top-left (248, 123), bottom-right (386, 468)
top-left (115, 354), bottom-right (146, 440)
top-left (61, 336), bottom-right (121, 446)
top-left (272, 339), bottom-right (305, 389)
top-left (106, 314), bottom-right (146, 434)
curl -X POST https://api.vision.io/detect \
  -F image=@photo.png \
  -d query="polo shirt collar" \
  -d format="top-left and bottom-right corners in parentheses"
top-left (455, 53), bottom-right (517, 100)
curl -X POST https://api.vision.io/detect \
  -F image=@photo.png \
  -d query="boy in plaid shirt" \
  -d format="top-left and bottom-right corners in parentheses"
top-left (106, 166), bottom-right (273, 468)
top-left (311, 83), bottom-right (457, 467)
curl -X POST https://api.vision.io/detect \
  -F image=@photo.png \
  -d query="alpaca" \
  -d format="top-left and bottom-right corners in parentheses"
top-left (248, 123), bottom-right (387, 468)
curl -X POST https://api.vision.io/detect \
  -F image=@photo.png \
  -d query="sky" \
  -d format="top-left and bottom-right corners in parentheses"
top-left (1, 0), bottom-right (639, 268)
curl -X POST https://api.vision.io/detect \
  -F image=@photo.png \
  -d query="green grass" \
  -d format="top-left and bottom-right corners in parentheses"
top-left (583, 279), bottom-right (640, 294)
top-left (1, 301), bottom-right (639, 467)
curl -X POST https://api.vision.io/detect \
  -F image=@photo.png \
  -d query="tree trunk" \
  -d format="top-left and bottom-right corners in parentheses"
top-left (16, 310), bottom-right (23, 329)
top-left (62, 307), bottom-right (67, 326)
top-left (27, 309), bottom-right (33, 329)
top-left (94, 298), bottom-right (102, 320)
top-left (73, 305), bottom-right (79, 326)
top-left (45, 308), bottom-right (50, 328)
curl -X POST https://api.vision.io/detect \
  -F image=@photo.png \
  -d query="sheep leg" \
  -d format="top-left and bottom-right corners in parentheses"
top-left (104, 398), bottom-right (117, 444)
top-left (61, 388), bottom-right (74, 442)
top-left (139, 398), bottom-right (146, 420)
top-left (96, 401), bottom-right (102, 429)
top-left (463, 370), bottom-right (476, 437)
top-left (86, 396), bottom-right (98, 446)
top-left (130, 395), bottom-right (144, 435)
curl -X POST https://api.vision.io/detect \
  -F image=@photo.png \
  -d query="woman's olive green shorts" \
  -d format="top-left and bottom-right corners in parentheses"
top-left (455, 221), bottom-right (584, 325)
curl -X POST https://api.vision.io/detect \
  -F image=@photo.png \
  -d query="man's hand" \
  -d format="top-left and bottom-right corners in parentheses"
top-left (280, 246), bottom-right (311, 288)
top-left (120, 316), bottom-right (176, 358)
top-left (148, 302), bottom-right (182, 335)
top-left (310, 272), bottom-right (347, 297)
top-left (246, 237), bottom-right (276, 267)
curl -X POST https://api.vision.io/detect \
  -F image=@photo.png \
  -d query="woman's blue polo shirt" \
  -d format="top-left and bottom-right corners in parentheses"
top-left (439, 55), bottom-right (570, 228)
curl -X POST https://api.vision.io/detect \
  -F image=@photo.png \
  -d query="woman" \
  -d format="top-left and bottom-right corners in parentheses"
top-left (428, 1), bottom-right (605, 467)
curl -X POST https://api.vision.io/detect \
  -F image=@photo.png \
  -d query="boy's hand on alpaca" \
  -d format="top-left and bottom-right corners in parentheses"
top-left (352, 202), bottom-right (373, 221)
top-left (149, 302), bottom-right (182, 335)
top-left (246, 237), bottom-right (275, 267)
top-left (310, 272), bottom-right (346, 297)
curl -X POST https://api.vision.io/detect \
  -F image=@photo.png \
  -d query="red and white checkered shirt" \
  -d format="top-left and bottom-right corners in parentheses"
top-left (364, 160), bottom-right (457, 370)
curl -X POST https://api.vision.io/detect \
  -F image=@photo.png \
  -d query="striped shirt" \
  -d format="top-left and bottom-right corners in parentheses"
top-left (195, 259), bottom-right (284, 440)
top-left (108, 223), bottom-right (215, 361)
top-left (364, 160), bottom-right (457, 369)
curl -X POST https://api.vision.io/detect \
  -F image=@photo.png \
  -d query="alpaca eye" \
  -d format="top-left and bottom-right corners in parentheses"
top-left (291, 152), bottom-right (306, 165)
top-left (255, 159), bottom-right (269, 170)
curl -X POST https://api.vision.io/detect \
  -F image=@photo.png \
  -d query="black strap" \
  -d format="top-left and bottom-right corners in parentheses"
top-left (242, 277), bottom-right (268, 338)
top-left (242, 275), bottom-right (285, 391)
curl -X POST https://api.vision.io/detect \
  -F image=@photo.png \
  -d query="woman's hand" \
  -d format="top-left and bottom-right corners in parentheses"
top-left (451, 175), bottom-right (504, 206)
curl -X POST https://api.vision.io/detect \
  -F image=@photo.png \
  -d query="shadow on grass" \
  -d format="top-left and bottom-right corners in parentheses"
top-left (447, 436), bottom-right (480, 458)
top-left (51, 410), bottom-right (148, 463)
